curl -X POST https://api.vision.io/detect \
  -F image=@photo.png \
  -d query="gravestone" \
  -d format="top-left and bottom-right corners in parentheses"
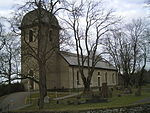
top-left (124, 88), bottom-right (132, 94)
top-left (101, 83), bottom-right (108, 98)
top-left (44, 96), bottom-right (50, 103)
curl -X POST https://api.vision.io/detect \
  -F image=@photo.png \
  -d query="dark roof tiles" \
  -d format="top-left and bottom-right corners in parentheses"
top-left (60, 51), bottom-right (116, 70)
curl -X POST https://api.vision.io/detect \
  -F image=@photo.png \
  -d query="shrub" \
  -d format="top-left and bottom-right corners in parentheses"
top-left (0, 82), bottom-right (25, 97)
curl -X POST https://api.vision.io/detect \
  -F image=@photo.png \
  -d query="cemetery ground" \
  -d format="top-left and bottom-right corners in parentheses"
top-left (16, 84), bottom-right (150, 112)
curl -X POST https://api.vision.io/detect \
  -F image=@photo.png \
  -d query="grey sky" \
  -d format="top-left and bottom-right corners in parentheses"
top-left (0, 0), bottom-right (149, 20)
top-left (0, 0), bottom-right (149, 70)
top-left (106, 0), bottom-right (149, 21)
top-left (0, 0), bottom-right (22, 17)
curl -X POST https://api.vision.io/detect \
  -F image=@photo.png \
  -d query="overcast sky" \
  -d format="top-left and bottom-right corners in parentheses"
top-left (0, 0), bottom-right (149, 69)
top-left (0, 0), bottom-right (149, 21)
top-left (107, 0), bottom-right (149, 21)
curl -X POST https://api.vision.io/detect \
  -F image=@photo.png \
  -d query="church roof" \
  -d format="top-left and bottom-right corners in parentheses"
top-left (60, 51), bottom-right (117, 71)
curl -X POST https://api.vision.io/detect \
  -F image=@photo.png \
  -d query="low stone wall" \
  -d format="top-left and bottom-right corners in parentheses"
top-left (10, 103), bottom-right (150, 113)
top-left (79, 103), bottom-right (150, 113)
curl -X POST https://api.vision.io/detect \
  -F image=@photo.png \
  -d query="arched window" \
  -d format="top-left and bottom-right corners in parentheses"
top-left (112, 73), bottom-right (115, 83)
top-left (98, 77), bottom-right (101, 87)
top-left (48, 30), bottom-right (52, 41)
top-left (29, 70), bottom-right (33, 76)
top-left (29, 30), bottom-right (33, 42)
top-left (77, 71), bottom-right (80, 85)
top-left (105, 72), bottom-right (107, 83)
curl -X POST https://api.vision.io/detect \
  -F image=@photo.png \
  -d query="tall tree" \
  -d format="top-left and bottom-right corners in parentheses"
top-left (0, 33), bottom-right (20, 85)
top-left (12, 0), bottom-right (66, 109)
top-left (0, 18), bottom-right (6, 50)
top-left (62, 0), bottom-right (119, 92)
top-left (104, 19), bottom-right (149, 91)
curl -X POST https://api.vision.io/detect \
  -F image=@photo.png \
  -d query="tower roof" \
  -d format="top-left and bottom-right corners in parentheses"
top-left (21, 8), bottom-right (59, 29)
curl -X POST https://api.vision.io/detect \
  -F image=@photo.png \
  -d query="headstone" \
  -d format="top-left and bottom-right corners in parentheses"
top-left (56, 100), bottom-right (60, 104)
top-left (44, 96), bottom-right (50, 104)
top-left (124, 88), bottom-right (132, 94)
top-left (101, 83), bottom-right (108, 98)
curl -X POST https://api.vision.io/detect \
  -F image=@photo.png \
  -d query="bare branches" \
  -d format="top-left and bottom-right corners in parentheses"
top-left (62, 0), bottom-right (119, 91)
top-left (0, 32), bottom-right (21, 85)
top-left (12, 0), bottom-right (68, 109)
top-left (103, 19), bottom-right (149, 88)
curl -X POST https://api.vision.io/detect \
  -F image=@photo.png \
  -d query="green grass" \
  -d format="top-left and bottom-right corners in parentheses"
top-left (142, 84), bottom-right (150, 89)
top-left (20, 88), bottom-right (150, 112)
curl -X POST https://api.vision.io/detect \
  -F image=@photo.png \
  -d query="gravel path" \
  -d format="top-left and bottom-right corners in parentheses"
top-left (0, 92), bottom-right (30, 112)
top-left (53, 92), bottom-right (81, 100)
top-left (0, 90), bottom-right (150, 112)
top-left (133, 97), bottom-right (150, 104)
top-left (0, 91), bottom-right (79, 112)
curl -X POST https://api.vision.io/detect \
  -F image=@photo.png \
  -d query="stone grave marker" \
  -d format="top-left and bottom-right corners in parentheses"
top-left (44, 96), bottom-right (50, 104)
top-left (101, 83), bottom-right (108, 98)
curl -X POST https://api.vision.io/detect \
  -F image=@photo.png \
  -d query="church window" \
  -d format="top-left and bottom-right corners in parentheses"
top-left (29, 70), bottom-right (33, 76)
top-left (48, 30), bottom-right (52, 41)
top-left (105, 72), bottom-right (107, 83)
top-left (98, 77), bottom-right (101, 86)
top-left (112, 73), bottom-right (115, 83)
top-left (98, 72), bottom-right (100, 75)
top-left (77, 71), bottom-right (80, 85)
top-left (29, 30), bottom-right (33, 42)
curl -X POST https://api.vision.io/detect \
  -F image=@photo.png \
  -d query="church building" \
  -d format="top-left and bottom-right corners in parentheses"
top-left (20, 9), bottom-right (118, 91)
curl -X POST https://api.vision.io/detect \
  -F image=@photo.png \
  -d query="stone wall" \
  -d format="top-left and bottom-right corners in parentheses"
top-left (10, 103), bottom-right (150, 113)
top-left (79, 104), bottom-right (150, 113)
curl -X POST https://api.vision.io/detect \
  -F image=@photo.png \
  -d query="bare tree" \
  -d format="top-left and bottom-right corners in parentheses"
top-left (0, 17), bottom-right (39, 85)
top-left (12, 0), bottom-right (67, 109)
top-left (61, 0), bottom-right (119, 92)
top-left (59, 29), bottom-right (75, 51)
top-left (0, 18), bottom-right (6, 50)
top-left (0, 33), bottom-right (20, 85)
top-left (104, 19), bottom-right (149, 92)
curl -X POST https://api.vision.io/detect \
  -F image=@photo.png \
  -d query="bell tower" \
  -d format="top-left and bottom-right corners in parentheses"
top-left (20, 8), bottom-right (61, 90)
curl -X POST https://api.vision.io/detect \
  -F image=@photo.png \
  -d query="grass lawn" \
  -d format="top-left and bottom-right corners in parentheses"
top-left (19, 87), bottom-right (150, 112)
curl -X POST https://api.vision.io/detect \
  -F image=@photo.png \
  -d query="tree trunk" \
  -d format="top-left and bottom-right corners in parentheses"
top-left (82, 72), bottom-right (93, 93)
top-left (123, 74), bottom-right (132, 94)
top-left (8, 55), bottom-right (12, 85)
top-left (124, 74), bottom-right (130, 88)
top-left (136, 56), bottom-right (146, 96)
top-left (83, 78), bottom-right (91, 93)
top-left (135, 86), bottom-right (141, 96)
top-left (8, 74), bottom-right (11, 85)
top-left (38, 62), bottom-right (47, 109)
